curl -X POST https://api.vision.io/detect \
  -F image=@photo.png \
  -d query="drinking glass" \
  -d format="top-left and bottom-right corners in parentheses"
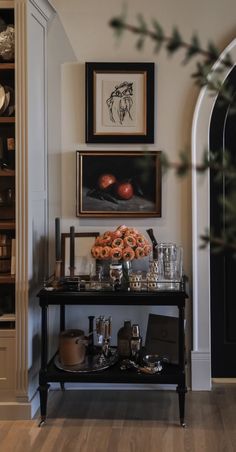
top-left (129, 271), bottom-right (142, 291)
top-left (90, 264), bottom-right (103, 290)
top-left (109, 262), bottom-right (123, 289)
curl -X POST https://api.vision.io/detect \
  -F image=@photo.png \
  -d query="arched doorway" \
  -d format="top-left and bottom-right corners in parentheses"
top-left (210, 65), bottom-right (236, 377)
top-left (191, 39), bottom-right (236, 389)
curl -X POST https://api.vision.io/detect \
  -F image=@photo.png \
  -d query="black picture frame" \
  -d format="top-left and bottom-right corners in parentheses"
top-left (76, 150), bottom-right (162, 218)
top-left (86, 62), bottom-right (155, 143)
top-left (145, 314), bottom-right (179, 364)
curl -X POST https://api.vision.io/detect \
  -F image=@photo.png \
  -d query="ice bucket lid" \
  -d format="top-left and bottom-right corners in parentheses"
top-left (59, 329), bottom-right (84, 339)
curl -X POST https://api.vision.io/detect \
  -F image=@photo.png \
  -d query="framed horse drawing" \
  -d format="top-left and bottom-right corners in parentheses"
top-left (85, 62), bottom-right (155, 143)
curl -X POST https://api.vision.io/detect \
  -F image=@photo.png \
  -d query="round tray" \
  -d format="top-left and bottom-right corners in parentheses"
top-left (54, 348), bottom-right (118, 373)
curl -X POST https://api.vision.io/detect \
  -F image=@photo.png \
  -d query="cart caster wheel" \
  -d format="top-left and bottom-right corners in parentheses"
top-left (181, 422), bottom-right (186, 428)
top-left (38, 417), bottom-right (46, 427)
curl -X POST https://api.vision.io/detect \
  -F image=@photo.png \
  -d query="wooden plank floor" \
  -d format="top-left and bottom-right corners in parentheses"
top-left (0, 384), bottom-right (236, 452)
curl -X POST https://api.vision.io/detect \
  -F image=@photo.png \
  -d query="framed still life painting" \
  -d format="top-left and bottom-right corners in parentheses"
top-left (76, 150), bottom-right (162, 218)
top-left (85, 62), bottom-right (155, 143)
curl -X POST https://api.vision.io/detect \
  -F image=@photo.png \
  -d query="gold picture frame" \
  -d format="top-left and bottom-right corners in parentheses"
top-left (76, 150), bottom-right (162, 218)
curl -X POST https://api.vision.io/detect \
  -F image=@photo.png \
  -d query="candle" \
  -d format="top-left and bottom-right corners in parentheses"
top-left (70, 226), bottom-right (75, 274)
top-left (55, 217), bottom-right (61, 261)
top-left (88, 316), bottom-right (95, 352)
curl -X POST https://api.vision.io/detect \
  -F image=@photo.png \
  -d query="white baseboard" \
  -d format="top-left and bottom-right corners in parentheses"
top-left (0, 391), bottom-right (39, 420)
top-left (191, 350), bottom-right (212, 390)
top-left (0, 402), bottom-right (33, 420)
top-left (212, 378), bottom-right (236, 384)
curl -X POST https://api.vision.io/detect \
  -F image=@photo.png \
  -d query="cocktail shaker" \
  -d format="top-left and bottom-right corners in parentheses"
top-left (130, 324), bottom-right (142, 363)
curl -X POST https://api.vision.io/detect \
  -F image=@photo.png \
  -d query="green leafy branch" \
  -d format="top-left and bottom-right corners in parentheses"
top-left (201, 231), bottom-right (236, 256)
top-left (110, 14), bottom-right (234, 106)
top-left (110, 13), bottom-right (236, 254)
top-left (110, 14), bottom-right (233, 67)
top-left (201, 192), bottom-right (236, 255)
top-left (162, 149), bottom-right (236, 252)
top-left (162, 149), bottom-right (236, 177)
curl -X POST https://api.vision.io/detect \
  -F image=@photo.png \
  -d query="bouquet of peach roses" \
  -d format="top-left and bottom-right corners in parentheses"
top-left (91, 225), bottom-right (152, 261)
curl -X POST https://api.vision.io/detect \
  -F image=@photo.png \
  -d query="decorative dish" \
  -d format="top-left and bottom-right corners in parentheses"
top-left (54, 347), bottom-right (118, 373)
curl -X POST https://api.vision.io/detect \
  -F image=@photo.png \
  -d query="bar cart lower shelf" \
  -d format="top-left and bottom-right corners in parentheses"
top-left (37, 284), bottom-right (188, 427)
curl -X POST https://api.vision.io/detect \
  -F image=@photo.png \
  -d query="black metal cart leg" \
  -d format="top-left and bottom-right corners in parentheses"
top-left (60, 382), bottom-right (65, 391)
top-left (38, 383), bottom-right (50, 426)
top-left (176, 384), bottom-right (187, 427)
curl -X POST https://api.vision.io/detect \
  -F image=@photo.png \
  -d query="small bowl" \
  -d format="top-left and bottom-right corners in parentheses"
top-left (143, 354), bottom-right (162, 369)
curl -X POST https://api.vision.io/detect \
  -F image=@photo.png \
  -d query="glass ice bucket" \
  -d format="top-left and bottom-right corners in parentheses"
top-left (158, 243), bottom-right (183, 281)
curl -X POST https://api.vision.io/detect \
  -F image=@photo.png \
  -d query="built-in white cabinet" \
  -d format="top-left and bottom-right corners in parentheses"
top-left (0, 0), bottom-right (54, 419)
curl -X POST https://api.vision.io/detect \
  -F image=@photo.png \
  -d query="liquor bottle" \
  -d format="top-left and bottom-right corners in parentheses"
top-left (130, 324), bottom-right (142, 363)
top-left (146, 228), bottom-right (158, 259)
top-left (117, 320), bottom-right (132, 358)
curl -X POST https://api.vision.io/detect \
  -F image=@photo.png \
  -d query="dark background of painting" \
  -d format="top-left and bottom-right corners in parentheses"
top-left (82, 154), bottom-right (157, 202)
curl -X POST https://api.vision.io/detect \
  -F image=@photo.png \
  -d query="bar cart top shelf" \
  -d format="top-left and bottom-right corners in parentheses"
top-left (37, 279), bottom-right (189, 307)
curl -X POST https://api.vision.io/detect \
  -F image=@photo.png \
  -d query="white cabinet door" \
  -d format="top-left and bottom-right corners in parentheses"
top-left (0, 332), bottom-right (15, 390)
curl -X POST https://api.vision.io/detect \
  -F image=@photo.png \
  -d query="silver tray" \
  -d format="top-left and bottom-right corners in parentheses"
top-left (54, 348), bottom-right (118, 373)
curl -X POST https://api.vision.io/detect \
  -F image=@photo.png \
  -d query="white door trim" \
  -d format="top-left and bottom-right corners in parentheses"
top-left (191, 39), bottom-right (236, 390)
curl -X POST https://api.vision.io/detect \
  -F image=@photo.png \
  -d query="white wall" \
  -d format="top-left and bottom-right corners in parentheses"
top-left (47, 14), bottom-right (77, 362)
top-left (47, 0), bottom-right (236, 362)
top-left (49, 0), bottom-right (236, 259)
top-left (47, 14), bottom-right (77, 272)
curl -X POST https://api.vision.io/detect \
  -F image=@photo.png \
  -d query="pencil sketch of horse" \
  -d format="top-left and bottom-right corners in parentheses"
top-left (106, 81), bottom-right (133, 125)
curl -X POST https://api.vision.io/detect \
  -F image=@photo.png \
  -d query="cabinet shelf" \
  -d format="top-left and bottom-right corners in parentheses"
top-left (0, 63), bottom-right (15, 70)
top-left (0, 203), bottom-right (15, 208)
top-left (47, 353), bottom-right (182, 385)
top-left (0, 274), bottom-right (15, 284)
top-left (0, 169), bottom-right (15, 177)
top-left (0, 117), bottom-right (15, 123)
top-left (0, 313), bottom-right (15, 322)
top-left (0, 220), bottom-right (15, 230)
